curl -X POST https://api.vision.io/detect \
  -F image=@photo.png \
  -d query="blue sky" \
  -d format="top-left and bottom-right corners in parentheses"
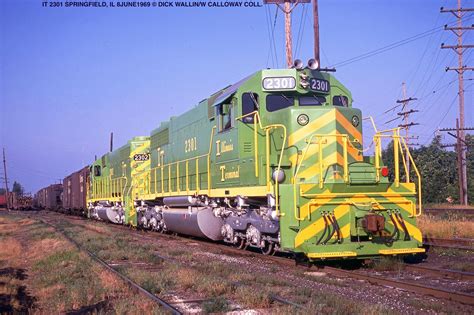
top-left (1, 0), bottom-right (473, 193)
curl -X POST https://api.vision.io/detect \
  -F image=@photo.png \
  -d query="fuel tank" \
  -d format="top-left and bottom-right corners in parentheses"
top-left (96, 206), bottom-right (121, 224)
top-left (162, 207), bottom-right (224, 241)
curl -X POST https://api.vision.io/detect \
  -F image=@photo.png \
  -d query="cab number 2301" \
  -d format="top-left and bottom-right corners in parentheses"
top-left (185, 137), bottom-right (197, 153)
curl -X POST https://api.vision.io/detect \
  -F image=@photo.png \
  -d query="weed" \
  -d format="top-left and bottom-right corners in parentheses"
top-left (202, 297), bottom-right (230, 314)
top-left (168, 249), bottom-right (187, 256)
top-left (235, 287), bottom-right (271, 308)
top-left (371, 257), bottom-right (405, 272)
top-left (417, 213), bottom-right (474, 238)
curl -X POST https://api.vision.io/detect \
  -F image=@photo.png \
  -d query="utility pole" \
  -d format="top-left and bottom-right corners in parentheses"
top-left (441, 0), bottom-right (474, 205)
top-left (396, 82), bottom-right (418, 175)
top-left (312, 0), bottom-right (320, 66)
top-left (284, 2), bottom-right (293, 68)
top-left (439, 125), bottom-right (474, 203)
top-left (264, 0), bottom-right (311, 68)
top-left (3, 148), bottom-right (10, 210)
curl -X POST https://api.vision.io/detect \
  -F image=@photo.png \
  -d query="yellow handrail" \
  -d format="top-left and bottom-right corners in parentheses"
top-left (293, 133), bottom-right (350, 220)
top-left (235, 111), bottom-right (287, 216)
top-left (373, 127), bottom-right (422, 217)
top-left (400, 135), bottom-right (422, 217)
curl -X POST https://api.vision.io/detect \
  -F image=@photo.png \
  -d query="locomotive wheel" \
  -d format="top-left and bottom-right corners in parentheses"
top-left (234, 237), bottom-right (248, 250)
top-left (261, 241), bottom-right (276, 255)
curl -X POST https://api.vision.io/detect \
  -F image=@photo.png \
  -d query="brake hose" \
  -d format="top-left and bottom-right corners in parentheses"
top-left (323, 214), bottom-right (337, 244)
top-left (396, 213), bottom-right (411, 241)
top-left (316, 214), bottom-right (328, 245)
top-left (388, 213), bottom-right (400, 243)
top-left (331, 214), bottom-right (342, 243)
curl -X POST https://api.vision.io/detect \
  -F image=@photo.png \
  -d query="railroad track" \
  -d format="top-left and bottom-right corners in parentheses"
top-left (77, 215), bottom-right (474, 306)
top-left (37, 216), bottom-right (182, 315)
top-left (404, 264), bottom-right (474, 281)
top-left (424, 208), bottom-right (474, 216)
top-left (33, 212), bottom-right (304, 313)
top-left (424, 237), bottom-right (474, 250)
top-left (14, 210), bottom-right (474, 307)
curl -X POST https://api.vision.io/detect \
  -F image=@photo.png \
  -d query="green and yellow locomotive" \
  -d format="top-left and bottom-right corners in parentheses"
top-left (87, 61), bottom-right (425, 260)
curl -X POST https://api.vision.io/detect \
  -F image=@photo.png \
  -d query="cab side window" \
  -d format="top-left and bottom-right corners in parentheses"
top-left (94, 165), bottom-right (101, 177)
top-left (218, 102), bottom-right (233, 132)
top-left (333, 95), bottom-right (348, 107)
top-left (242, 93), bottom-right (259, 123)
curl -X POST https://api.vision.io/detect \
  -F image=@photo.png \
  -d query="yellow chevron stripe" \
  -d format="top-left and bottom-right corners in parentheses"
top-left (288, 110), bottom-right (335, 146)
top-left (340, 223), bottom-right (351, 238)
top-left (296, 151), bottom-right (346, 180)
top-left (335, 132), bottom-right (361, 162)
top-left (295, 204), bottom-right (349, 247)
top-left (336, 110), bottom-right (362, 142)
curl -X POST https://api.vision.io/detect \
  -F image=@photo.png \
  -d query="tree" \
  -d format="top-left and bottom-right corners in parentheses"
top-left (12, 181), bottom-right (24, 196)
top-left (382, 135), bottom-right (459, 204)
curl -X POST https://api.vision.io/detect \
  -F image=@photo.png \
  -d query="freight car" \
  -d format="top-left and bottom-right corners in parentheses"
top-left (86, 61), bottom-right (425, 260)
top-left (0, 194), bottom-right (6, 209)
top-left (34, 184), bottom-right (62, 210)
top-left (0, 192), bottom-right (33, 210)
top-left (62, 166), bottom-right (89, 215)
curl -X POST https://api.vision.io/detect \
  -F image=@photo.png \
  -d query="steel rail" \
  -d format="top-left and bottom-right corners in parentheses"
top-left (38, 218), bottom-right (182, 315)
top-left (269, 294), bottom-right (305, 309)
top-left (424, 208), bottom-right (474, 215)
top-left (424, 237), bottom-right (474, 250)
top-left (404, 264), bottom-right (474, 281)
top-left (321, 266), bottom-right (474, 306)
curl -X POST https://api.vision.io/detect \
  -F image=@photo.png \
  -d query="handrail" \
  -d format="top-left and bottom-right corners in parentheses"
top-left (294, 134), bottom-right (350, 188)
top-left (293, 133), bottom-right (349, 220)
top-left (136, 126), bottom-right (216, 197)
top-left (235, 111), bottom-right (287, 216)
top-left (400, 135), bottom-right (422, 217)
top-left (292, 126), bottom-right (422, 220)
top-left (373, 127), bottom-right (422, 217)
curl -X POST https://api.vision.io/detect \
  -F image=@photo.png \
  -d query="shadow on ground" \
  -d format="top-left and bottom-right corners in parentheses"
top-left (0, 267), bottom-right (37, 313)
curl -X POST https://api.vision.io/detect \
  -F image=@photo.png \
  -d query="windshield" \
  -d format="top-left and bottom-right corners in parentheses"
top-left (299, 95), bottom-right (326, 106)
top-left (266, 94), bottom-right (295, 112)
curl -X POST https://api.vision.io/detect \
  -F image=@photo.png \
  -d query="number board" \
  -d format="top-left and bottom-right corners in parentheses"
top-left (309, 78), bottom-right (330, 93)
top-left (133, 153), bottom-right (150, 162)
top-left (262, 77), bottom-right (296, 91)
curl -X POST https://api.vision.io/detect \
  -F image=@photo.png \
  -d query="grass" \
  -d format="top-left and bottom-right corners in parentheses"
top-left (0, 214), bottom-right (165, 313)
top-left (125, 269), bottom-right (176, 294)
top-left (201, 297), bottom-right (230, 314)
top-left (371, 257), bottom-right (405, 272)
top-left (417, 213), bottom-right (474, 238)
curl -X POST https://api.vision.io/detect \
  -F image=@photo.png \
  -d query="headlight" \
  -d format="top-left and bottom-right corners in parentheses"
top-left (297, 114), bottom-right (309, 126)
top-left (351, 115), bottom-right (360, 127)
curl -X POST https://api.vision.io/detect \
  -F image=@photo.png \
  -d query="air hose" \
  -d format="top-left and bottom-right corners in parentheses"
top-left (331, 214), bottom-right (342, 243)
top-left (388, 213), bottom-right (400, 244)
top-left (396, 213), bottom-right (411, 241)
top-left (323, 214), bottom-right (337, 244)
top-left (316, 214), bottom-right (329, 245)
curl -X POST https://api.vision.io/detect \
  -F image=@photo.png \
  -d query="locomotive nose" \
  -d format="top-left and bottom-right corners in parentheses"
top-left (287, 107), bottom-right (363, 183)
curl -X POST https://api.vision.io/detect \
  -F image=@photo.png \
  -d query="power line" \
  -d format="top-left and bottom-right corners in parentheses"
top-left (331, 14), bottom-right (474, 68)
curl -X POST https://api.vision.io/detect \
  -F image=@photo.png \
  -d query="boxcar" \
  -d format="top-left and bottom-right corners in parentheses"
top-left (35, 184), bottom-right (63, 210)
top-left (63, 166), bottom-right (89, 214)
